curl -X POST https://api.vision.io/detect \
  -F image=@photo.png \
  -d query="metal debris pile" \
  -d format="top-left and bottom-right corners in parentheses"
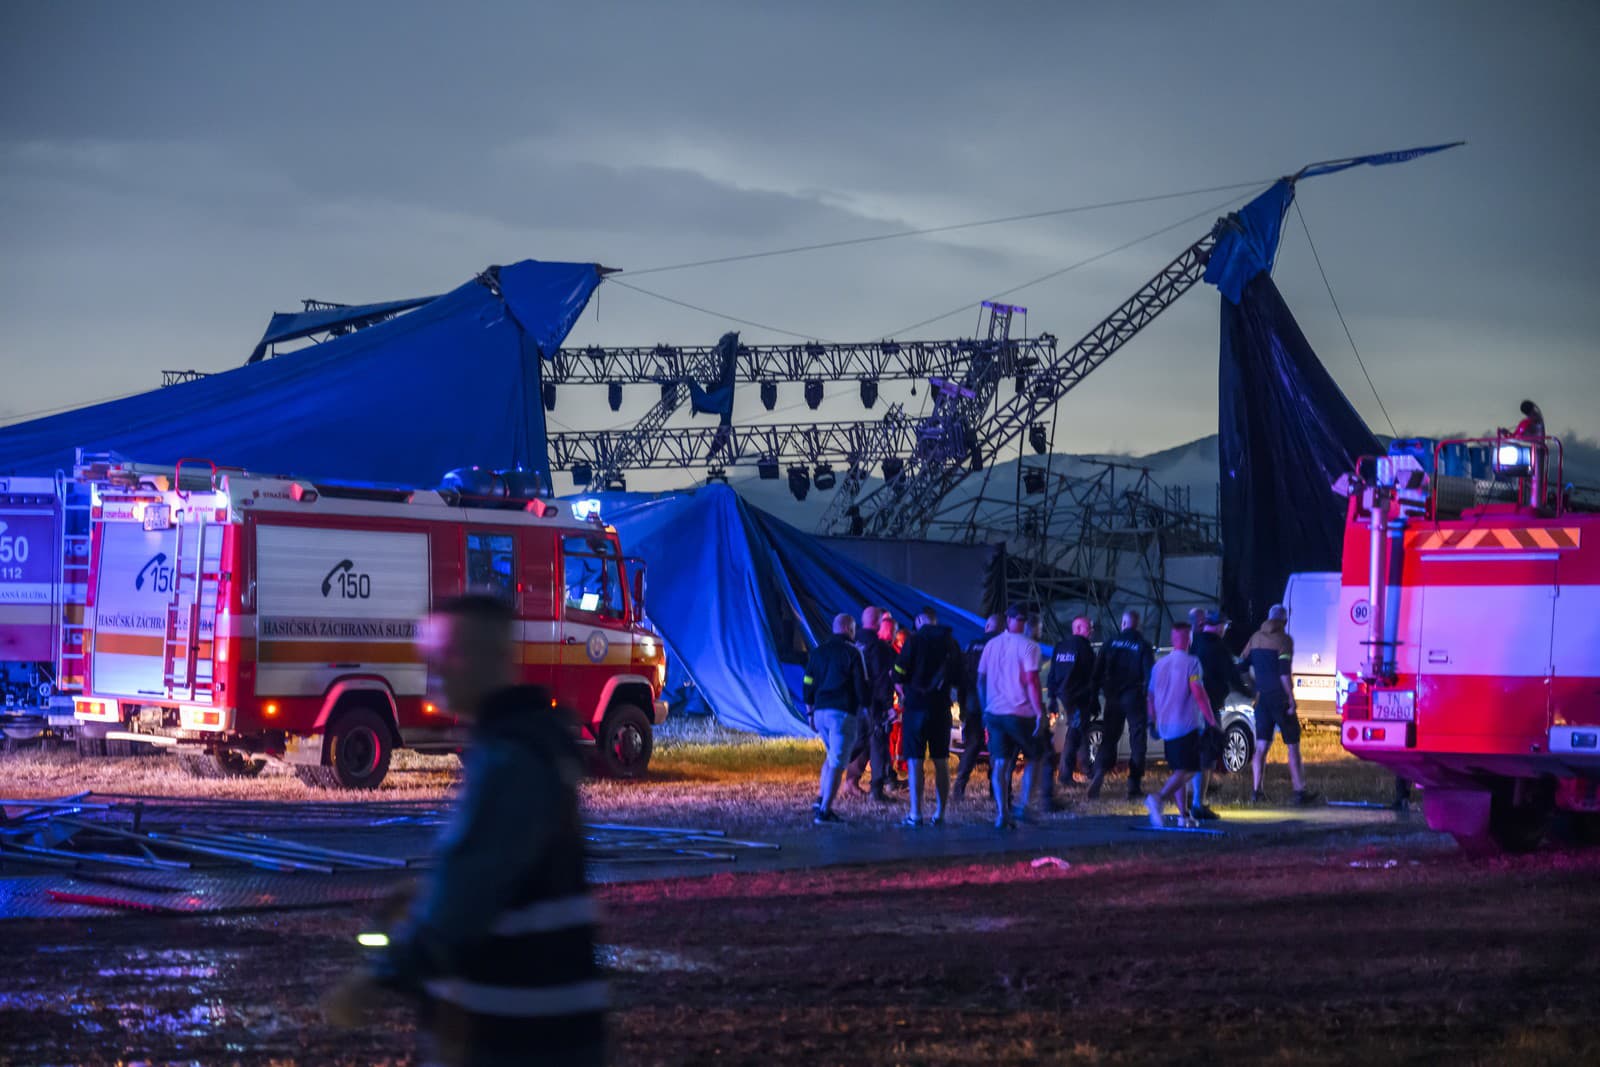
top-left (0, 793), bottom-right (423, 875)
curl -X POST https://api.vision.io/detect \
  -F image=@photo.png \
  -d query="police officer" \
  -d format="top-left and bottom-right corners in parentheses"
top-left (1048, 615), bottom-right (1097, 788)
top-left (952, 613), bottom-right (1003, 801)
top-left (1089, 609), bottom-right (1155, 799)
top-left (846, 605), bottom-right (900, 803)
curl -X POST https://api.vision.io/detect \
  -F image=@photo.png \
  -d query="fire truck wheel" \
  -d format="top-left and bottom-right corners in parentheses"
top-left (1486, 783), bottom-right (1554, 853)
top-left (1221, 723), bottom-right (1253, 775)
top-left (595, 704), bottom-right (653, 779)
top-left (181, 749), bottom-right (266, 778)
top-left (324, 707), bottom-right (394, 790)
top-left (74, 734), bottom-right (107, 758)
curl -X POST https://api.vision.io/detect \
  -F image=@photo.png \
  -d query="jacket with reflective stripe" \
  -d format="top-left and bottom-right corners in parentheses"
top-left (374, 686), bottom-right (606, 1057)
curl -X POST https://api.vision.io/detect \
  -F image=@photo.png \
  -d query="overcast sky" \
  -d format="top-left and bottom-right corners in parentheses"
top-left (3, 1), bottom-right (1596, 482)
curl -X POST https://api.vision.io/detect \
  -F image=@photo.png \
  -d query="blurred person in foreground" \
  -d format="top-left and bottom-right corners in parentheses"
top-left (324, 594), bottom-right (606, 1067)
top-left (804, 613), bottom-right (869, 824)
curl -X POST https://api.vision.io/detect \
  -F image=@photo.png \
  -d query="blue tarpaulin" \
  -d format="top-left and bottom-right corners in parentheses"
top-left (0, 260), bottom-right (600, 488)
top-left (247, 295), bottom-right (438, 363)
top-left (587, 485), bottom-right (983, 736)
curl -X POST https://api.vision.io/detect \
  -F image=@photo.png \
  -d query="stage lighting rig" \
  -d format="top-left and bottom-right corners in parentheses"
top-left (608, 382), bottom-right (623, 412)
top-left (787, 465), bottom-right (811, 501)
top-left (813, 464), bottom-right (836, 491)
top-left (804, 380), bottom-right (824, 410)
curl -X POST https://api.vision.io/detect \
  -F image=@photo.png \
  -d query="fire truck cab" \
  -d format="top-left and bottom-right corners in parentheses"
top-left (73, 461), bottom-right (667, 788)
top-left (1336, 434), bottom-right (1600, 851)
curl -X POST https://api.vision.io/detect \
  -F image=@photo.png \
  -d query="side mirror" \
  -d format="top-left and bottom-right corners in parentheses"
top-left (627, 557), bottom-right (647, 624)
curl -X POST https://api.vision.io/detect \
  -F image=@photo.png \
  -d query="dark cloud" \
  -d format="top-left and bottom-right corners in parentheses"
top-left (2, 0), bottom-right (1597, 463)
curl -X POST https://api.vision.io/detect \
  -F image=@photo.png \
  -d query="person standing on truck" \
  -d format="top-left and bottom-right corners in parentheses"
top-left (324, 594), bottom-right (607, 1067)
top-left (1243, 605), bottom-right (1318, 806)
top-left (1144, 622), bottom-right (1218, 829)
top-left (1047, 615), bottom-right (1097, 788)
top-left (953, 613), bottom-right (1003, 802)
top-left (977, 603), bottom-right (1047, 829)
top-left (1089, 610), bottom-right (1156, 799)
top-left (1190, 611), bottom-right (1247, 821)
top-left (894, 606), bottom-right (966, 827)
top-left (804, 613), bottom-right (869, 825)
top-left (846, 605), bottom-right (901, 803)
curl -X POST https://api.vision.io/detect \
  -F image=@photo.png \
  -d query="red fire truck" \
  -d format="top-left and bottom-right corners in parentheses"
top-left (72, 460), bottom-right (666, 788)
top-left (1337, 434), bottom-right (1600, 851)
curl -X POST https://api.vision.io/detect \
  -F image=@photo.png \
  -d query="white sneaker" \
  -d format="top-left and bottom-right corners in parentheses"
top-left (1144, 794), bottom-right (1164, 829)
top-left (1179, 815), bottom-right (1200, 829)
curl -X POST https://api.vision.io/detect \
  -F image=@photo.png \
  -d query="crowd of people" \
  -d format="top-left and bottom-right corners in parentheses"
top-left (802, 600), bottom-right (1320, 830)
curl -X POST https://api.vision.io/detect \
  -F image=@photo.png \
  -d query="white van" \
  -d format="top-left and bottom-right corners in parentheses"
top-left (1283, 571), bottom-right (1340, 724)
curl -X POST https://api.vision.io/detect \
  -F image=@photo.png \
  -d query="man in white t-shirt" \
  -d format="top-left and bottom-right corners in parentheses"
top-left (1143, 622), bottom-right (1218, 828)
top-left (977, 603), bottom-right (1046, 831)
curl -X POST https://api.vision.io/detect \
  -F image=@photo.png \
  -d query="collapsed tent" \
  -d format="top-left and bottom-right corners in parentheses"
top-left (586, 485), bottom-right (984, 736)
top-left (1207, 180), bottom-right (1381, 630)
top-left (0, 260), bottom-right (600, 488)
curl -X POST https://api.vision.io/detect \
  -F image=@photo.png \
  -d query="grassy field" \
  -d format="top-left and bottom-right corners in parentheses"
top-left (0, 718), bottom-right (1391, 835)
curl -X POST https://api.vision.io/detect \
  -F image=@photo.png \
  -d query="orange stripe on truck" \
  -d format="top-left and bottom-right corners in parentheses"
top-left (257, 640), bottom-right (420, 665)
top-left (92, 633), bottom-right (214, 658)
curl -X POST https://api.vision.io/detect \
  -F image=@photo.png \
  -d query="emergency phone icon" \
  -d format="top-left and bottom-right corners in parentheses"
top-left (322, 559), bottom-right (372, 599)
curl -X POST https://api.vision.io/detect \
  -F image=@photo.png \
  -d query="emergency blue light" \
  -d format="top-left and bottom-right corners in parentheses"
top-left (571, 499), bottom-right (603, 521)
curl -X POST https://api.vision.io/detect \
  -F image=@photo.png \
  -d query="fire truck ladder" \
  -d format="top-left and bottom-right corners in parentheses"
top-left (52, 470), bottom-right (92, 693)
top-left (161, 517), bottom-right (218, 703)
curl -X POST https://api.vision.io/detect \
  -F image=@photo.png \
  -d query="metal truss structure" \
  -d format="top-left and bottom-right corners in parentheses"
top-left (551, 413), bottom-right (917, 474)
top-left (924, 458), bottom-right (1221, 640)
top-left (832, 230), bottom-right (1220, 538)
top-left (543, 336), bottom-right (1058, 388)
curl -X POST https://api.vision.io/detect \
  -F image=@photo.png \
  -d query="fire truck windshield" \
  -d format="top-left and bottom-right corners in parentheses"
top-left (563, 536), bottom-right (624, 619)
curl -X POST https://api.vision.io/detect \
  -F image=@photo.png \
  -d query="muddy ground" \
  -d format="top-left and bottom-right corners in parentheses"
top-left (4, 828), bottom-right (1598, 1067)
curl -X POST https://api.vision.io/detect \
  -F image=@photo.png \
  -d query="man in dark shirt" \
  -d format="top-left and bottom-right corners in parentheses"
top-left (1047, 615), bottom-right (1097, 788)
top-left (1089, 610), bottom-right (1156, 799)
top-left (894, 606), bottom-right (966, 826)
top-left (953, 614), bottom-right (1002, 801)
top-left (803, 613), bottom-right (869, 824)
top-left (1189, 611), bottom-right (1248, 820)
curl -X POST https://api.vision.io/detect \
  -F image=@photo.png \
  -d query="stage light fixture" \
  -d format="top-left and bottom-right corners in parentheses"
top-left (813, 464), bottom-right (836, 491)
top-left (570, 462), bottom-right (593, 486)
top-left (859, 378), bottom-right (879, 409)
top-left (542, 383), bottom-right (557, 411)
top-left (757, 457), bottom-right (780, 481)
top-left (706, 466), bottom-right (729, 485)
top-left (804, 380), bottom-right (824, 410)
top-left (1023, 467), bottom-right (1047, 495)
top-left (608, 382), bottom-right (623, 412)
top-left (882, 457), bottom-right (904, 481)
top-left (603, 473), bottom-right (627, 493)
top-left (787, 465), bottom-right (811, 501)
top-left (760, 381), bottom-right (778, 411)
top-left (1029, 423), bottom-right (1049, 455)
top-left (660, 382), bottom-right (676, 406)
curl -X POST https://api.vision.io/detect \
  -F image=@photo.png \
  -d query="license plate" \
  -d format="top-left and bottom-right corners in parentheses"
top-left (1372, 690), bottom-right (1415, 721)
top-left (1295, 675), bottom-right (1336, 690)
